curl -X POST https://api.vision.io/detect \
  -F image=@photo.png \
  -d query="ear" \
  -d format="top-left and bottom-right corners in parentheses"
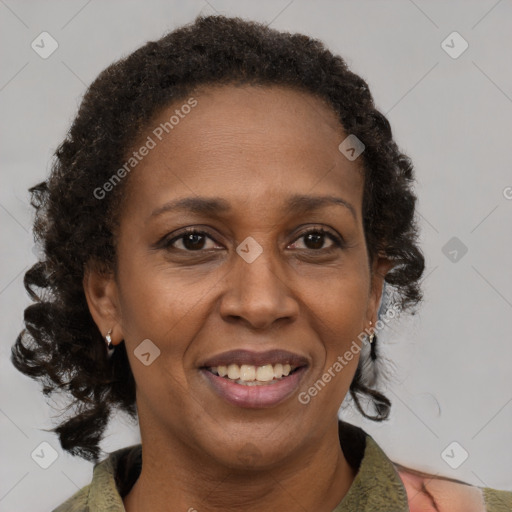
top-left (366, 253), bottom-right (394, 325)
top-left (83, 262), bottom-right (123, 346)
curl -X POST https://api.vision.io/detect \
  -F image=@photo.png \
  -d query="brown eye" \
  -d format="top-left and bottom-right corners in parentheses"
top-left (303, 232), bottom-right (326, 250)
top-left (290, 228), bottom-right (343, 251)
top-left (181, 232), bottom-right (207, 250)
top-left (164, 229), bottom-right (222, 252)
top-left (160, 227), bottom-right (343, 254)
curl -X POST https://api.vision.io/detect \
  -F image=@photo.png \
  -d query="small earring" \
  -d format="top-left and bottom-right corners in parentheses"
top-left (368, 321), bottom-right (375, 344)
top-left (105, 329), bottom-right (114, 351)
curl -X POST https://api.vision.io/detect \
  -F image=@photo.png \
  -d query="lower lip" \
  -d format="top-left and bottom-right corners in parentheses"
top-left (201, 367), bottom-right (307, 408)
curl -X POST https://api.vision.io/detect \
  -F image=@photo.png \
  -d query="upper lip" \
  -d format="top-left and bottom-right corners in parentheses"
top-left (200, 349), bottom-right (309, 368)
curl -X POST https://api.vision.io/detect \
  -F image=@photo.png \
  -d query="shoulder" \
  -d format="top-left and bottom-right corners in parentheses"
top-left (482, 487), bottom-right (512, 512)
top-left (51, 444), bottom-right (142, 511)
top-left (395, 465), bottom-right (512, 512)
top-left (51, 485), bottom-right (90, 512)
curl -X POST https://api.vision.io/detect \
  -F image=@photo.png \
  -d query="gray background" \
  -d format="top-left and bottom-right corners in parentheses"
top-left (1, 0), bottom-right (511, 510)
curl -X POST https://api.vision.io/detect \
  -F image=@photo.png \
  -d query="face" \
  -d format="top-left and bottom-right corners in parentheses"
top-left (86, 84), bottom-right (389, 468)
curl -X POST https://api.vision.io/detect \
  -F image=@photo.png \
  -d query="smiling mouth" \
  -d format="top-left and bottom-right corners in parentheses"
top-left (206, 363), bottom-right (304, 386)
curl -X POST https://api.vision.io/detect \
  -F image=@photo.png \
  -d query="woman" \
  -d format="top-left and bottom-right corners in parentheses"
top-left (12, 15), bottom-right (511, 512)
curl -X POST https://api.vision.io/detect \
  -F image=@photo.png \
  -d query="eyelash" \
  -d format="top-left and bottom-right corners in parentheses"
top-left (162, 227), bottom-right (345, 253)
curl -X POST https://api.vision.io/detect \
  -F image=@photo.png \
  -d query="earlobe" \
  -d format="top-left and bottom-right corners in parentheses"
top-left (82, 263), bottom-right (122, 344)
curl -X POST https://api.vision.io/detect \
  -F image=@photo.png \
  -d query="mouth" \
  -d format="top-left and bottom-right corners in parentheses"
top-left (199, 349), bottom-right (309, 408)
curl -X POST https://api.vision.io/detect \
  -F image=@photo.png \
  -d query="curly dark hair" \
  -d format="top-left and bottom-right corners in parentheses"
top-left (11, 14), bottom-right (424, 462)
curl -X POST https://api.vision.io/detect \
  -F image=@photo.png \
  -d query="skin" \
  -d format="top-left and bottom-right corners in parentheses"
top-left (84, 84), bottom-right (392, 511)
top-left (397, 468), bottom-right (487, 512)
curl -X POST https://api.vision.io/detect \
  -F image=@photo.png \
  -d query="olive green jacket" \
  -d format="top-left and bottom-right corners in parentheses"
top-left (53, 421), bottom-right (511, 511)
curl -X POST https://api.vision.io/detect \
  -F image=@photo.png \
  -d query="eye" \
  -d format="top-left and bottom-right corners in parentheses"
top-left (159, 226), bottom-right (344, 254)
top-left (288, 228), bottom-right (343, 251)
top-left (164, 229), bottom-right (222, 252)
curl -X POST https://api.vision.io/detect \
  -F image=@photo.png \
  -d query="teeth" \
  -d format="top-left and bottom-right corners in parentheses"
top-left (209, 363), bottom-right (297, 382)
top-left (240, 364), bottom-right (256, 381)
top-left (227, 364), bottom-right (240, 380)
top-left (256, 364), bottom-right (274, 382)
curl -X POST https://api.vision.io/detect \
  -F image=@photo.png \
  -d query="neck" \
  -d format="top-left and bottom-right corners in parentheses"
top-left (124, 421), bottom-right (356, 512)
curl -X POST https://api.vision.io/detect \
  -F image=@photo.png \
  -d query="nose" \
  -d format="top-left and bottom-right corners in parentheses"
top-left (219, 246), bottom-right (299, 330)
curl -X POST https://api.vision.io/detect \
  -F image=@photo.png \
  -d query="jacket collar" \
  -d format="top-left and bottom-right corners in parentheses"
top-left (333, 421), bottom-right (409, 510)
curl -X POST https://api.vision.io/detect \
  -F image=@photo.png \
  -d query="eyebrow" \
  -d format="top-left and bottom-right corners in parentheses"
top-left (149, 194), bottom-right (356, 220)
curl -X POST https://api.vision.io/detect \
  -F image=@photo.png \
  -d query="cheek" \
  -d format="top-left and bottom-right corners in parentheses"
top-left (115, 260), bottom-right (209, 410)
top-left (305, 261), bottom-right (371, 345)
top-left (116, 250), bottom-right (217, 346)
top-left (307, 263), bottom-right (371, 388)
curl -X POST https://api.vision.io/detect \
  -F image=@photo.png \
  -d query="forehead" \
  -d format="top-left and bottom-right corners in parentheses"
top-left (121, 85), bottom-right (364, 220)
